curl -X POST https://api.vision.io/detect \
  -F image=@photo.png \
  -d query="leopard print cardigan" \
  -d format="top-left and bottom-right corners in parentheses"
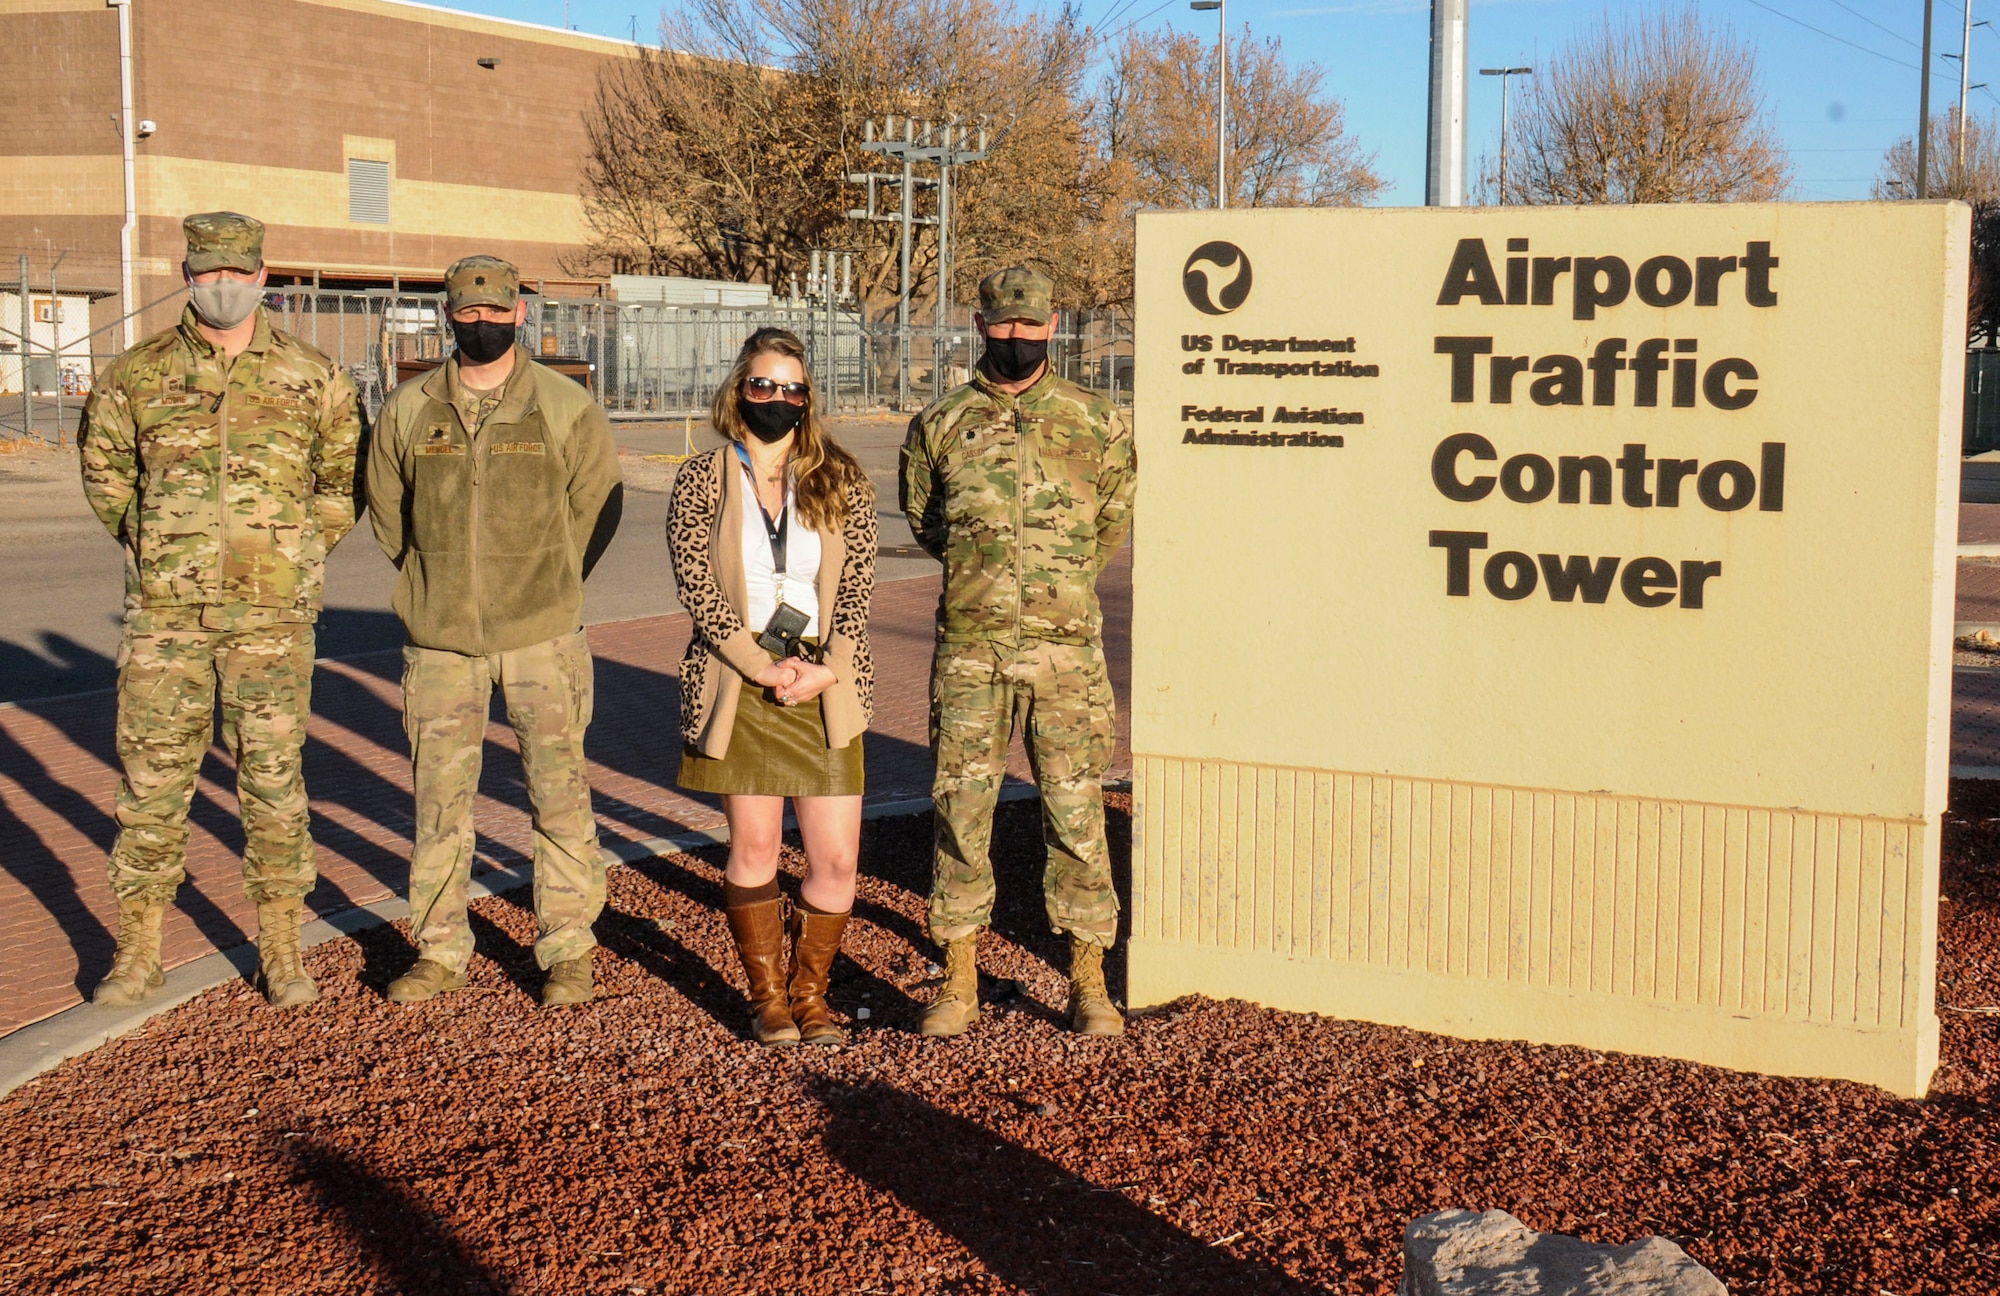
top-left (666, 445), bottom-right (876, 752)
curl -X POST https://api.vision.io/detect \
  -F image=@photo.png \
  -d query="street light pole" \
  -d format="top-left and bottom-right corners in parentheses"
top-left (1479, 66), bottom-right (1531, 204)
top-left (1189, 0), bottom-right (1225, 208)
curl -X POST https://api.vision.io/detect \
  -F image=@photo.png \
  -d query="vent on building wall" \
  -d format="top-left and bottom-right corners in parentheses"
top-left (348, 158), bottom-right (390, 224)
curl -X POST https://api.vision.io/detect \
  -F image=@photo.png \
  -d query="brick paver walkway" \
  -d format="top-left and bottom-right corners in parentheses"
top-left (9, 544), bottom-right (2000, 1040)
top-left (0, 558), bottom-right (1132, 1038)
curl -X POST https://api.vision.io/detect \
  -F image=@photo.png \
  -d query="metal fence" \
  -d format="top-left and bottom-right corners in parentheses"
top-left (1969, 349), bottom-right (2000, 456)
top-left (2, 288), bottom-right (1132, 440)
top-left (260, 290), bottom-right (1133, 420)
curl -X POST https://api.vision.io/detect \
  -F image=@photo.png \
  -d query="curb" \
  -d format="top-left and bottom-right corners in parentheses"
top-left (0, 784), bottom-right (1101, 1100)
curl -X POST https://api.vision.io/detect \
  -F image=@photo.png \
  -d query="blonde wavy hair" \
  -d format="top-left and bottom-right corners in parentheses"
top-left (710, 327), bottom-right (868, 531)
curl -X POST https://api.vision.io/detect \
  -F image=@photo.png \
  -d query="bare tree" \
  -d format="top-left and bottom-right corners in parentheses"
top-left (1874, 114), bottom-right (2000, 344)
top-left (1489, 4), bottom-right (1790, 205)
top-left (1972, 202), bottom-right (2000, 347)
top-left (1097, 27), bottom-right (1380, 210)
top-left (1876, 110), bottom-right (2000, 202)
top-left (1076, 27), bottom-right (1380, 306)
top-left (574, 36), bottom-right (830, 284)
top-left (571, 0), bottom-right (1093, 320)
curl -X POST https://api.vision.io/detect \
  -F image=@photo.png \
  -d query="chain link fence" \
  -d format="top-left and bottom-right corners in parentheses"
top-left (2, 289), bottom-right (1132, 441)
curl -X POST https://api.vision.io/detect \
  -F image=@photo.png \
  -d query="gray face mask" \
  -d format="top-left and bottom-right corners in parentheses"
top-left (187, 276), bottom-right (263, 329)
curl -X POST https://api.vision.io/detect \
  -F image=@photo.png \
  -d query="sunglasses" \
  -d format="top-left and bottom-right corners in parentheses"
top-left (743, 376), bottom-right (810, 405)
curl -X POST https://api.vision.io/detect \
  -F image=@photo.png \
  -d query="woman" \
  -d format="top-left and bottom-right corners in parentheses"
top-left (667, 327), bottom-right (876, 1047)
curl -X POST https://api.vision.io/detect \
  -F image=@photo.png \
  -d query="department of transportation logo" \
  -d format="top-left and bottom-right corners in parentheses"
top-left (1183, 241), bottom-right (1253, 315)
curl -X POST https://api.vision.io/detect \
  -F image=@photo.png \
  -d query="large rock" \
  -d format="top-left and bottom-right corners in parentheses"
top-left (1401, 1210), bottom-right (1728, 1296)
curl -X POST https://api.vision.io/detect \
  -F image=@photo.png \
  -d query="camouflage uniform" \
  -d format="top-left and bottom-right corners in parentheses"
top-left (399, 631), bottom-right (601, 975)
top-left (366, 257), bottom-right (624, 978)
top-left (79, 213), bottom-right (363, 908)
top-left (900, 269), bottom-right (1138, 949)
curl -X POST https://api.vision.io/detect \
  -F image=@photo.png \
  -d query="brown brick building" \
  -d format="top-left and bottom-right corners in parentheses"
top-left (1, 0), bottom-right (633, 352)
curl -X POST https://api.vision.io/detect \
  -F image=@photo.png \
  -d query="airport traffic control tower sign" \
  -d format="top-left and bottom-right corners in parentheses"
top-left (1129, 204), bottom-right (1967, 1097)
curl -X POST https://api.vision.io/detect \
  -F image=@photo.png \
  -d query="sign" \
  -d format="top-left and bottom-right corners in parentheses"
top-left (1129, 204), bottom-right (1966, 1096)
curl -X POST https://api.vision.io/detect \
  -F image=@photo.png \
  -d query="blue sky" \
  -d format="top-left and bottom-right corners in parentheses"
top-left (453, 0), bottom-right (1991, 204)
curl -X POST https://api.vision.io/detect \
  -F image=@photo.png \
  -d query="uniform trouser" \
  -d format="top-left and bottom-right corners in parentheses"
top-left (928, 638), bottom-right (1119, 949)
top-left (402, 630), bottom-right (603, 974)
top-left (106, 608), bottom-right (317, 905)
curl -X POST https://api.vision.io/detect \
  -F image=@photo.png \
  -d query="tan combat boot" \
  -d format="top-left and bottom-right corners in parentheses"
top-left (542, 952), bottom-right (594, 1007)
top-left (256, 898), bottom-right (319, 1009)
top-left (787, 906), bottom-right (851, 1046)
top-left (94, 897), bottom-right (166, 1008)
top-left (726, 897), bottom-right (801, 1046)
top-left (1067, 937), bottom-right (1124, 1037)
top-left (919, 935), bottom-right (981, 1038)
top-left (387, 958), bottom-right (467, 1004)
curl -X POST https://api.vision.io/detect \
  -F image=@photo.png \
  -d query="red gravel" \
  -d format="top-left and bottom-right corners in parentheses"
top-left (1, 789), bottom-right (1996, 1295)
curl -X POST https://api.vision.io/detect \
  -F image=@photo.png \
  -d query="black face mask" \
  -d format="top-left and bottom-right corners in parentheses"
top-left (983, 335), bottom-right (1048, 383)
top-left (451, 319), bottom-right (516, 366)
top-left (737, 394), bottom-right (805, 443)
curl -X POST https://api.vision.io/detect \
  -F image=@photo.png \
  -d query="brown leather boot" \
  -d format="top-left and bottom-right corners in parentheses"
top-left (787, 906), bottom-right (850, 1046)
top-left (726, 898), bottom-right (801, 1046)
top-left (256, 898), bottom-right (319, 1009)
top-left (1068, 936), bottom-right (1124, 1037)
top-left (94, 897), bottom-right (166, 1008)
top-left (919, 934), bottom-right (981, 1038)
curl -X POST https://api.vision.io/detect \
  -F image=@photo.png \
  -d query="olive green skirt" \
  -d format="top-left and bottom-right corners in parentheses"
top-left (678, 673), bottom-right (864, 798)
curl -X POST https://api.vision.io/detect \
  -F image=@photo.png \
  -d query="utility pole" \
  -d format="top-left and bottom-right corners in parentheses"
top-left (1950, 5), bottom-right (1992, 184)
top-left (1964, 0), bottom-right (1973, 183)
top-left (1189, 0), bottom-right (1226, 207)
top-left (1479, 67), bottom-right (1531, 203)
top-left (1426, 0), bottom-right (1469, 206)
top-left (1920, 0), bottom-right (1936, 199)
top-left (849, 114), bottom-right (989, 410)
top-left (932, 118), bottom-right (989, 332)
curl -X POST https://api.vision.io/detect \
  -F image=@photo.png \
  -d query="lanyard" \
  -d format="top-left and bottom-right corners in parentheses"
top-left (734, 442), bottom-right (789, 578)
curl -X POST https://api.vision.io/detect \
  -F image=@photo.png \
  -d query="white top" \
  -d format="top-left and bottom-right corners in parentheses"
top-left (739, 461), bottom-right (822, 637)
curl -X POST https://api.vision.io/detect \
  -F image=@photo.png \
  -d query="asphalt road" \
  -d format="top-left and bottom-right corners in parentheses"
top-left (0, 417), bottom-right (931, 705)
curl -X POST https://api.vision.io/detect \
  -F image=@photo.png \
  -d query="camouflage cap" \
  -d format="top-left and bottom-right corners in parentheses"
top-left (977, 266), bottom-right (1054, 325)
top-left (183, 212), bottom-right (264, 273)
top-left (444, 256), bottom-right (520, 313)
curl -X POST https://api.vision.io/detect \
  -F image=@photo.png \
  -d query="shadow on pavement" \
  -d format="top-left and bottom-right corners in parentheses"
top-left (314, 605), bottom-right (414, 661)
top-left (812, 1078), bottom-right (1317, 1296)
top-left (0, 720), bottom-right (267, 993)
top-left (0, 631), bottom-right (118, 705)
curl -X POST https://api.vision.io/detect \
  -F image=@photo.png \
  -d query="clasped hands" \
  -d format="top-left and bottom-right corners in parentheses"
top-left (753, 657), bottom-right (835, 707)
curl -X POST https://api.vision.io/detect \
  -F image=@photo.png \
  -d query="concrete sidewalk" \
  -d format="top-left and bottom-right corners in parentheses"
top-left (0, 558), bottom-right (1133, 1039)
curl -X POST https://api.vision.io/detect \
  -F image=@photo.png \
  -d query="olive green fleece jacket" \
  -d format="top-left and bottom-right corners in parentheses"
top-left (365, 347), bottom-right (624, 656)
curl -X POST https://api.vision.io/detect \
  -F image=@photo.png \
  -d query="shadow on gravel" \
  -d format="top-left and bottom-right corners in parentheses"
top-left (348, 919), bottom-right (418, 995)
top-left (814, 1079), bottom-right (1317, 1296)
top-left (466, 907), bottom-right (545, 1000)
top-left (595, 904), bottom-right (751, 1032)
top-left (855, 794), bottom-right (1134, 1005)
top-left (287, 1138), bottom-right (511, 1294)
